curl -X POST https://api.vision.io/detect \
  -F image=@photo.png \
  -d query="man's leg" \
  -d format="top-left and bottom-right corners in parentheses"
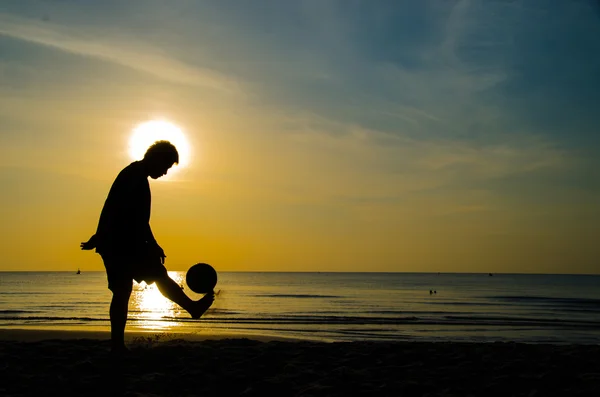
top-left (109, 281), bottom-right (133, 352)
top-left (154, 273), bottom-right (214, 319)
top-left (102, 255), bottom-right (133, 352)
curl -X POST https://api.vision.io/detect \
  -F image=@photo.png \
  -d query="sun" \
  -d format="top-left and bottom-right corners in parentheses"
top-left (129, 120), bottom-right (191, 171)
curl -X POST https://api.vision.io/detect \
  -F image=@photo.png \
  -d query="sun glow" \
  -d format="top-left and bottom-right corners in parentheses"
top-left (128, 120), bottom-right (191, 172)
top-left (130, 272), bottom-right (185, 330)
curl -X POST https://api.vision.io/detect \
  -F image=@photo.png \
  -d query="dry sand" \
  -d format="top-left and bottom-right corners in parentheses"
top-left (1, 329), bottom-right (599, 396)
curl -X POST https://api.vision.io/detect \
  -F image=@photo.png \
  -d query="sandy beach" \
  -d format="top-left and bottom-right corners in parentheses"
top-left (1, 329), bottom-right (599, 396)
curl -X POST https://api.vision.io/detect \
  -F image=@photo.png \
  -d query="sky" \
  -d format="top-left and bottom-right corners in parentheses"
top-left (0, 0), bottom-right (599, 273)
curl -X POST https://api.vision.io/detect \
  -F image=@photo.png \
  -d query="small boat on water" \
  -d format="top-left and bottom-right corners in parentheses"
top-left (76, 268), bottom-right (81, 275)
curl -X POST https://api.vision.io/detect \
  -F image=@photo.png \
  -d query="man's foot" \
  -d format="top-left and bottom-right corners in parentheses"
top-left (190, 291), bottom-right (215, 319)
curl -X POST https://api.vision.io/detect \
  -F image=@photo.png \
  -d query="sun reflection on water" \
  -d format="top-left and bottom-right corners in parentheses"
top-left (129, 271), bottom-right (186, 330)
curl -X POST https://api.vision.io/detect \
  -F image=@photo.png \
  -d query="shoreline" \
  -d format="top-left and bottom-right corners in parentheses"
top-left (2, 327), bottom-right (600, 345)
top-left (0, 328), bottom-right (307, 343)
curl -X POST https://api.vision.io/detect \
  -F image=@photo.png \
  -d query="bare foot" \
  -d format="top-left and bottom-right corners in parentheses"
top-left (190, 291), bottom-right (215, 319)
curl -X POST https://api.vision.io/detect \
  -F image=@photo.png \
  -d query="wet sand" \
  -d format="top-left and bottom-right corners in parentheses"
top-left (1, 329), bottom-right (599, 396)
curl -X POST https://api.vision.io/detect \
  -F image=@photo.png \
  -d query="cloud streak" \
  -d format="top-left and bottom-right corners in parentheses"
top-left (0, 13), bottom-right (241, 93)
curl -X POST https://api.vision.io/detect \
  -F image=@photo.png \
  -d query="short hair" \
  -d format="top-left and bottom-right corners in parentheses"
top-left (144, 140), bottom-right (179, 164)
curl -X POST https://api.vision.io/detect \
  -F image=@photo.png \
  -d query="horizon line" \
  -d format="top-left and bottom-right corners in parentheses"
top-left (1, 270), bottom-right (599, 276)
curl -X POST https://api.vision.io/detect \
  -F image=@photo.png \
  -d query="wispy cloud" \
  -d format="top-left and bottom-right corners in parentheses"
top-left (0, 12), bottom-right (241, 93)
top-left (284, 115), bottom-right (567, 184)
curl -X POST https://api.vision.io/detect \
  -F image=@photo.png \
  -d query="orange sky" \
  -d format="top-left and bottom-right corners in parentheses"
top-left (0, 2), bottom-right (598, 273)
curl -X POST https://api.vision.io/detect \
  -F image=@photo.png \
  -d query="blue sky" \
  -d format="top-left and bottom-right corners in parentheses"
top-left (0, 1), bottom-right (599, 272)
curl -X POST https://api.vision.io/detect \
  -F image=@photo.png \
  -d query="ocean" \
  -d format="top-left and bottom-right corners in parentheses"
top-left (1, 271), bottom-right (600, 344)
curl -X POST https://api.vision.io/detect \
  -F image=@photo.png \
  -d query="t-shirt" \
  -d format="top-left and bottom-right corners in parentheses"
top-left (94, 161), bottom-right (152, 256)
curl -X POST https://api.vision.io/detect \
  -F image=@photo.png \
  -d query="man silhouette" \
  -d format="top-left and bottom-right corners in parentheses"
top-left (81, 140), bottom-right (213, 353)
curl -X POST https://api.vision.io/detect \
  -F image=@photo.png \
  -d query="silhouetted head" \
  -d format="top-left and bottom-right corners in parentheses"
top-left (143, 140), bottom-right (179, 179)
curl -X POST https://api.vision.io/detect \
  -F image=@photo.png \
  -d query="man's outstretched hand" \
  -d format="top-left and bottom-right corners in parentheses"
top-left (80, 235), bottom-right (97, 250)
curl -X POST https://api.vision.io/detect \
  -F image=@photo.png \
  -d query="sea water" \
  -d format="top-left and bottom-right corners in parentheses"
top-left (1, 272), bottom-right (599, 344)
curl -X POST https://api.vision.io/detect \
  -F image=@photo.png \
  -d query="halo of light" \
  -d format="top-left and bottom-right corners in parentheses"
top-left (128, 120), bottom-right (191, 171)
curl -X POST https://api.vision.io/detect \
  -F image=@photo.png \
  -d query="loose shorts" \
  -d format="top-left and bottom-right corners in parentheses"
top-left (100, 251), bottom-right (168, 292)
